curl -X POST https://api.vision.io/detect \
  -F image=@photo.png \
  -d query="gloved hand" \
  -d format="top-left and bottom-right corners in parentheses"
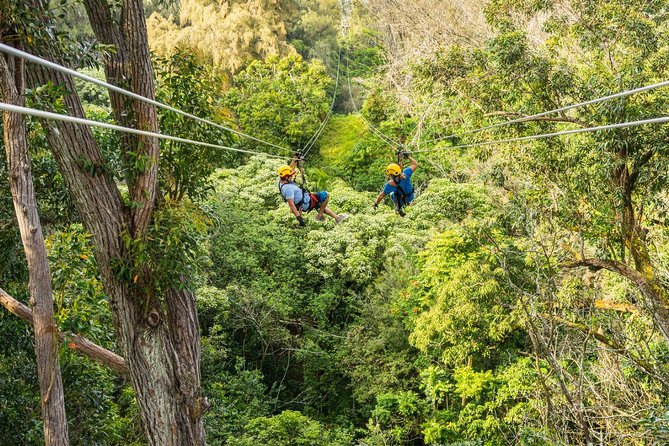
top-left (401, 151), bottom-right (411, 157)
top-left (297, 215), bottom-right (306, 226)
top-left (373, 202), bottom-right (378, 210)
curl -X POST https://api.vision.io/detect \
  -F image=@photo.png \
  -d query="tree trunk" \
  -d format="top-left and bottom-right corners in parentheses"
top-left (15, 1), bottom-right (206, 444)
top-left (121, 0), bottom-right (160, 234)
top-left (0, 50), bottom-right (69, 446)
top-left (613, 146), bottom-right (669, 346)
top-left (24, 47), bottom-right (206, 446)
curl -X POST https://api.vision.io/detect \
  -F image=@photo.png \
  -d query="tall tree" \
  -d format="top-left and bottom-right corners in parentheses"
top-left (3, 0), bottom-right (207, 444)
top-left (147, 0), bottom-right (298, 79)
top-left (0, 44), bottom-right (69, 446)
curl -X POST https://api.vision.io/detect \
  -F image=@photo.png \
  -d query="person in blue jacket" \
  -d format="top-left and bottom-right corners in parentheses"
top-left (373, 154), bottom-right (418, 217)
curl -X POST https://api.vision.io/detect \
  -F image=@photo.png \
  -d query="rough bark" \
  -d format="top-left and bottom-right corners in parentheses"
top-left (121, 0), bottom-right (159, 234)
top-left (0, 50), bottom-right (69, 446)
top-left (81, 0), bottom-right (134, 186)
top-left (0, 287), bottom-right (129, 375)
top-left (25, 54), bottom-right (205, 446)
top-left (16, 1), bottom-right (206, 444)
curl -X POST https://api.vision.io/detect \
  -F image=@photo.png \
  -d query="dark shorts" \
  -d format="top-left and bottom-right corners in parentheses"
top-left (307, 191), bottom-right (329, 211)
top-left (391, 192), bottom-right (414, 206)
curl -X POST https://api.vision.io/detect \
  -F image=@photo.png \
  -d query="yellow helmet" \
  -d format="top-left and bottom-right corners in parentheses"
top-left (386, 163), bottom-right (401, 176)
top-left (278, 165), bottom-right (294, 178)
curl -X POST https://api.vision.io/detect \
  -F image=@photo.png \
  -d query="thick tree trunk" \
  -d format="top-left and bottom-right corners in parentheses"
top-left (0, 51), bottom-right (69, 446)
top-left (16, 2), bottom-right (206, 444)
top-left (24, 58), bottom-right (206, 446)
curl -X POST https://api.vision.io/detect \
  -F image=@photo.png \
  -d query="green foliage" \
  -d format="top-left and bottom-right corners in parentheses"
top-left (0, 314), bottom-right (42, 446)
top-left (338, 138), bottom-right (395, 192)
top-left (6, 2), bottom-right (669, 445)
top-left (46, 225), bottom-right (112, 344)
top-left (342, 30), bottom-right (386, 78)
top-left (288, 0), bottom-right (341, 67)
top-left (228, 410), bottom-right (353, 446)
top-left (303, 212), bottom-right (391, 285)
top-left (361, 87), bottom-right (392, 124)
top-left (61, 352), bottom-right (144, 446)
top-left (318, 114), bottom-right (368, 166)
top-left (408, 225), bottom-right (524, 365)
top-left (113, 199), bottom-right (211, 293)
top-left (155, 50), bottom-right (234, 200)
top-left (83, 104), bottom-right (124, 182)
top-left (0, 147), bottom-right (29, 292)
top-left (202, 350), bottom-right (274, 446)
top-left (366, 391), bottom-right (426, 445)
top-left (74, 68), bottom-right (110, 108)
top-left (225, 54), bottom-right (333, 148)
top-left (147, 0), bottom-right (298, 79)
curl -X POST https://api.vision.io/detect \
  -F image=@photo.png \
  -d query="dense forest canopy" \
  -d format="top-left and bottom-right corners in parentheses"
top-left (2, 0), bottom-right (669, 445)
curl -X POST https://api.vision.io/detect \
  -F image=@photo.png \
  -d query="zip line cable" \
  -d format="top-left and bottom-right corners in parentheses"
top-left (419, 78), bottom-right (669, 145)
top-left (343, 50), bottom-right (669, 154)
top-left (10, 42), bottom-right (668, 163)
top-left (0, 43), bottom-right (293, 156)
top-left (411, 115), bottom-right (669, 153)
top-left (0, 102), bottom-right (286, 159)
top-left (302, 47), bottom-right (342, 157)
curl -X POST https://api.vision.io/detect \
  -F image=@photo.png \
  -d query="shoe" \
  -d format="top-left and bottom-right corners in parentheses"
top-left (335, 214), bottom-right (349, 224)
top-left (315, 214), bottom-right (325, 222)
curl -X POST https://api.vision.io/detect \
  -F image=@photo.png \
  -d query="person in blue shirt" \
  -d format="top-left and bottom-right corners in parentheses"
top-left (278, 159), bottom-right (348, 226)
top-left (373, 155), bottom-right (418, 217)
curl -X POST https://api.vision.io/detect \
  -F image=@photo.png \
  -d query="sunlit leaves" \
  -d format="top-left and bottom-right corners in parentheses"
top-left (155, 50), bottom-right (233, 200)
top-left (225, 54), bottom-right (333, 149)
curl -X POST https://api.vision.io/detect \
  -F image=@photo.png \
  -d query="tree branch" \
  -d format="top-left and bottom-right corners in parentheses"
top-left (565, 258), bottom-right (652, 294)
top-left (543, 313), bottom-right (669, 391)
top-left (594, 299), bottom-right (638, 315)
top-left (0, 287), bottom-right (128, 375)
top-left (628, 149), bottom-right (655, 187)
top-left (484, 111), bottom-right (589, 127)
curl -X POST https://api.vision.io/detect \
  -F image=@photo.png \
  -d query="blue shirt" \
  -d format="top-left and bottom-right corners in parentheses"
top-left (383, 167), bottom-right (415, 204)
top-left (278, 179), bottom-right (311, 211)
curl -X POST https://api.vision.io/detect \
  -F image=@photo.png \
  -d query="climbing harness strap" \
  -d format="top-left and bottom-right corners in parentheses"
top-left (279, 181), bottom-right (310, 209)
top-left (306, 193), bottom-right (321, 212)
top-left (278, 152), bottom-right (311, 209)
top-left (392, 150), bottom-right (411, 214)
top-left (393, 177), bottom-right (408, 213)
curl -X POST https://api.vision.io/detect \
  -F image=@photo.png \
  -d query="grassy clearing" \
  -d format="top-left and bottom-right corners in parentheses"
top-left (316, 114), bottom-right (367, 167)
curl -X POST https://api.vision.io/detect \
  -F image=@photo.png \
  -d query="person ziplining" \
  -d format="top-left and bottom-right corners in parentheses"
top-left (278, 154), bottom-right (349, 227)
top-left (5, 44), bottom-right (669, 229)
top-left (374, 152), bottom-right (418, 217)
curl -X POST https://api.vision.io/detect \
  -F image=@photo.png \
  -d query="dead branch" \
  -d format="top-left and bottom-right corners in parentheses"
top-left (0, 287), bottom-right (128, 375)
top-left (543, 313), bottom-right (669, 391)
top-left (483, 111), bottom-right (589, 127)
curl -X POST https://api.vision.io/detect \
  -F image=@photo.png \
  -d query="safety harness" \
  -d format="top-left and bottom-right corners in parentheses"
top-left (278, 182), bottom-right (322, 211)
top-left (278, 152), bottom-right (320, 211)
top-left (392, 149), bottom-right (410, 216)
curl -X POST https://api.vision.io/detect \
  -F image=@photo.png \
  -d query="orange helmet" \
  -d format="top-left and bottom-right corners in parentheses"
top-left (278, 165), bottom-right (295, 178)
